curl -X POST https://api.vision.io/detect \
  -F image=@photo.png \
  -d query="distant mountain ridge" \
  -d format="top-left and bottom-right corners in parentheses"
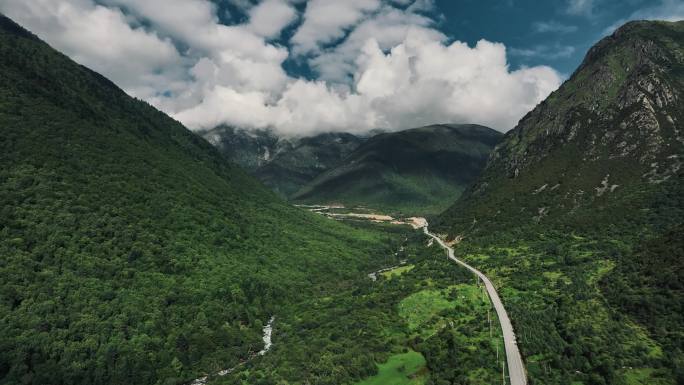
top-left (201, 124), bottom-right (502, 213)
top-left (201, 125), bottom-right (281, 172)
top-left (292, 124), bottom-right (502, 214)
top-left (201, 125), bottom-right (366, 197)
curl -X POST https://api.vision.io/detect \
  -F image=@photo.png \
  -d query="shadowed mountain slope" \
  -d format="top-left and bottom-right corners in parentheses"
top-left (201, 126), bottom-right (366, 197)
top-left (292, 124), bottom-right (502, 214)
top-left (0, 14), bottom-right (393, 385)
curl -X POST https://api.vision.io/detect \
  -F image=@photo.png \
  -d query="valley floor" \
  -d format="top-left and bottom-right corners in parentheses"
top-left (217, 205), bottom-right (680, 385)
top-left (217, 208), bottom-right (510, 385)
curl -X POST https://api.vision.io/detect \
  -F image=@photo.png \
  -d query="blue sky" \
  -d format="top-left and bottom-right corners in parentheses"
top-left (431, 0), bottom-right (678, 75)
top-left (217, 0), bottom-right (682, 78)
top-left (2, 0), bottom-right (681, 135)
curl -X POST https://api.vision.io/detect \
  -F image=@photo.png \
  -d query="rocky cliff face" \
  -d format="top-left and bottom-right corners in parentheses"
top-left (496, 20), bottom-right (681, 179)
top-left (438, 20), bottom-right (683, 235)
top-left (200, 125), bottom-right (366, 197)
top-left (201, 125), bottom-right (282, 171)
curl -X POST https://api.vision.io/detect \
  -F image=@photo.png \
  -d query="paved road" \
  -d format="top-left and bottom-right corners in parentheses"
top-left (422, 224), bottom-right (527, 385)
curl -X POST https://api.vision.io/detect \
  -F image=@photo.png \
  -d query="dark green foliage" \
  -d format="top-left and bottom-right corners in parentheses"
top-left (255, 132), bottom-right (366, 198)
top-left (435, 20), bottom-right (684, 385)
top-left (293, 124), bottom-right (502, 215)
top-left (221, 230), bottom-right (503, 385)
top-left (0, 15), bottom-right (397, 385)
top-left (451, 231), bottom-right (681, 385)
top-left (601, 225), bottom-right (684, 383)
top-left (201, 126), bottom-right (366, 197)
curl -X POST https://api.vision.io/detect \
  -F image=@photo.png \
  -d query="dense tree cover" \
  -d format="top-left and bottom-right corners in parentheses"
top-left (221, 229), bottom-right (505, 385)
top-left (436, 168), bottom-right (683, 384)
top-left (435, 166), bottom-right (683, 384)
top-left (3, 12), bottom-right (681, 385)
top-left (451, 228), bottom-right (681, 385)
top-left (601, 225), bottom-right (684, 383)
top-left (0, 15), bottom-right (401, 385)
top-left (434, 20), bottom-right (683, 385)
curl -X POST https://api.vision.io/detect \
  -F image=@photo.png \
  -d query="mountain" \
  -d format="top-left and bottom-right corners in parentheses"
top-left (201, 125), bottom-right (281, 172)
top-left (292, 124), bottom-right (502, 214)
top-left (438, 20), bottom-right (683, 233)
top-left (201, 123), bottom-right (501, 214)
top-left (253, 132), bottom-right (367, 197)
top-left (201, 126), bottom-right (365, 197)
top-left (0, 15), bottom-right (394, 385)
top-left (435, 21), bottom-right (683, 384)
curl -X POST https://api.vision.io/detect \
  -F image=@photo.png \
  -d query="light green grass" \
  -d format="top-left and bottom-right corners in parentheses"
top-left (619, 367), bottom-right (675, 385)
top-left (381, 264), bottom-right (415, 279)
top-left (355, 350), bottom-right (427, 385)
top-left (398, 284), bottom-right (488, 334)
top-left (398, 289), bottom-right (455, 331)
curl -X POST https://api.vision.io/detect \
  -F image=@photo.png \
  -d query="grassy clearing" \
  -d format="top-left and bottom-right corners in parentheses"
top-left (399, 288), bottom-right (455, 331)
top-left (618, 367), bottom-right (675, 385)
top-left (398, 284), bottom-right (492, 336)
top-left (381, 264), bottom-right (415, 279)
top-left (355, 350), bottom-right (427, 385)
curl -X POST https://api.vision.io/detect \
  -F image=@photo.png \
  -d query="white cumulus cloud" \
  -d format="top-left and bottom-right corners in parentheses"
top-left (172, 27), bottom-right (561, 135)
top-left (351, 32), bottom-right (561, 131)
top-left (0, 0), bottom-right (187, 100)
top-left (291, 0), bottom-right (382, 54)
top-left (1, 0), bottom-right (564, 136)
top-left (246, 0), bottom-right (298, 38)
top-left (309, 4), bottom-right (442, 83)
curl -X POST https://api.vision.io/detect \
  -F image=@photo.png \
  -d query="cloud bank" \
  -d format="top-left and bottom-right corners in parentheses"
top-left (0, 0), bottom-right (564, 136)
top-left (603, 0), bottom-right (684, 35)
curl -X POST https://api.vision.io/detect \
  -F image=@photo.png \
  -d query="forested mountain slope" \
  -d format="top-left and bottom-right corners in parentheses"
top-left (435, 20), bottom-right (684, 384)
top-left (292, 124), bottom-right (502, 214)
top-left (201, 126), bottom-right (365, 197)
top-left (0, 14), bottom-right (394, 385)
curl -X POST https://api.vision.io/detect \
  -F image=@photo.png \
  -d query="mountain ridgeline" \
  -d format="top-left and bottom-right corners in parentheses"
top-left (436, 20), bottom-right (683, 384)
top-left (201, 125), bottom-right (366, 197)
top-left (0, 14), bottom-right (397, 385)
top-left (292, 124), bottom-right (502, 214)
top-left (438, 20), bottom-right (683, 233)
top-left (3, 10), bottom-right (684, 385)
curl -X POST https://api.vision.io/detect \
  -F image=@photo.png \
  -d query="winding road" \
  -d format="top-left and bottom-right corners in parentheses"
top-left (422, 223), bottom-right (527, 385)
top-left (300, 207), bottom-right (526, 383)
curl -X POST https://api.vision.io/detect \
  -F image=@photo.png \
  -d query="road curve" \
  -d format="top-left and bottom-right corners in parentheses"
top-left (422, 224), bottom-right (527, 385)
